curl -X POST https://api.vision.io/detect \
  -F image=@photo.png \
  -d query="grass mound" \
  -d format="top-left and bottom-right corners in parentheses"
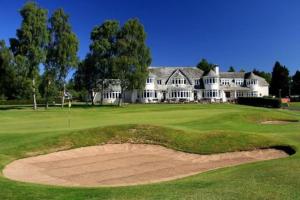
top-left (14, 124), bottom-right (286, 159)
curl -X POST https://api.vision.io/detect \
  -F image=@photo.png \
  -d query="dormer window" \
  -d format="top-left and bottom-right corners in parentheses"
top-left (246, 79), bottom-right (257, 85)
top-left (157, 80), bottom-right (162, 85)
top-left (195, 79), bottom-right (200, 85)
top-left (205, 78), bottom-right (218, 84)
top-left (171, 78), bottom-right (187, 85)
top-left (146, 78), bottom-right (153, 84)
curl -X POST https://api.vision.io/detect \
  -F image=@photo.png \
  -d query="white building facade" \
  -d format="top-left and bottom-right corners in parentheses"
top-left (94, 66), bottom-right (269, 104)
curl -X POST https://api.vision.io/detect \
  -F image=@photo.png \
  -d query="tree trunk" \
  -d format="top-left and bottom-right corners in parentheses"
top-left (45, 79), bottom-right (49, 109)
top-left (61, 82), bottom-right (65, 108)
top-left (90, 90), bottom-right (95, 105)
top-left (100, 82), bottom-right (104, 105)
top-left (32, 78), bottom-right (37, 110)
top-left (118, 87), bottom-right (123, 106)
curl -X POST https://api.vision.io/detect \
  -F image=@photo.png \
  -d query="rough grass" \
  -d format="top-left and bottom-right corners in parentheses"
top-left (0, 104), bottom-right (299, 200)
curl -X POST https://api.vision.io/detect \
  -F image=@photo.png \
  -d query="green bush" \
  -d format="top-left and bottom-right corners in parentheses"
top-left (0, 99), bottom-right (46, 105)
top-left (237, 97), bottom-right (281, 108)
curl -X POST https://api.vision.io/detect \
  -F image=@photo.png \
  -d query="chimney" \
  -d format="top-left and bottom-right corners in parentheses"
top-left (214, 65), bottom-right (219, 75)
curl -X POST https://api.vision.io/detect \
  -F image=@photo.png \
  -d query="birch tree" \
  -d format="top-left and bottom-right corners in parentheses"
top-left (48, 8), bottom-right (79, 108)
top-left (10, 2), bottom-right (48, 109)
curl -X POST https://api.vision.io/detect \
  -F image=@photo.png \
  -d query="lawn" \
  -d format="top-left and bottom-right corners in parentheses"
top-left (0, 104), bottom-right (300, 200)
top-left (288, 102), bottom-right (300, 111)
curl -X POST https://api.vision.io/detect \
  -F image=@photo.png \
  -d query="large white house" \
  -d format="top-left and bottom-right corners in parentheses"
top-left (94, 66), bottom-right (269, 104)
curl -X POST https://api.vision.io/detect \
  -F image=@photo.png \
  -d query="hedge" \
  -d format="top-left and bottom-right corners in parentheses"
top-left (237, 97), bottom-right (281, 108)
top-left (0, 99), bottom-right (46, 105)
top-left (290, 96), bottom-right (300, 102)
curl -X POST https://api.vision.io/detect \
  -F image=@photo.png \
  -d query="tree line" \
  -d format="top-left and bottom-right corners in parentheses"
top-left (0, 2), bottom-right (151, 108)
top-left (1, 2), bottom-right (299, 109)
top-left (197, 58), bottom-right (300, 98)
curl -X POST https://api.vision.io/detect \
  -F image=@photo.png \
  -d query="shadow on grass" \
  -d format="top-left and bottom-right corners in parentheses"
top-left (0, 103), bottom-right (120, 111)
top-left (0, 105), bottom-right (30, 110)
top-left (70, 104), bottom-right (120, 109)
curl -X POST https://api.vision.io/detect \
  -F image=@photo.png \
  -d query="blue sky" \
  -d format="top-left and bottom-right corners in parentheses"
top-left (0, 0), bottom-right (300, 75)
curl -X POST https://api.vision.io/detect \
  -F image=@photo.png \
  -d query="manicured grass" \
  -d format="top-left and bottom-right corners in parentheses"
top-left (0, 104), bottom-right (299, 200)
top-left (288, 102), bottom-right (300, 111)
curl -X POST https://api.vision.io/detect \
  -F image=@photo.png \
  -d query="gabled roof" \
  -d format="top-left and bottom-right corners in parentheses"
top-left (149, 67), bottom-right (204, 81)
top-left (244, 72), bottom-right (269, 86)
top-left (165, 69), bottom-right (192, 85)
top-left (204, 69), bottom-right (218, 77)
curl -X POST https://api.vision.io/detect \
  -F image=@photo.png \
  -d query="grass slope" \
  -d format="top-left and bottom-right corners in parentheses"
top-left (0, 104), bottom-right (299, 200)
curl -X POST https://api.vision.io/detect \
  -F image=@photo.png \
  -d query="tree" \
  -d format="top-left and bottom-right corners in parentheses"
top-left (48, 8), bottom-right (79, 108)
top-left (239, 69), bottom-right (245, 72)
top-left (196, 58), bottom-right (215, 73)
top-left (13, 55), bottom-right (32, 99)
top-left (252, 68), bottom-right (272, 84)
top-left (270, 61), bottom-right (289, 97)
top-left (228, 66), bottom-right (235, 72)
top-left (39, 68), bottom-right (59, 109)
top-left (74, 55), bottom-right (98, 104)
top-left (292, 70), bottom-right (300, 95)
top-left (115, 18), bottom-right (151, 106)
top-left (89, 20), bottom-right (119, 104)
top-left (0, 40), bottom-right (15, 99)
top-left (10, 2), bottom-right (48, 109)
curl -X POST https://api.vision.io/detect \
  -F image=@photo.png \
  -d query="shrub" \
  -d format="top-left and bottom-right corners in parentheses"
top-left (237, 97), bottom-right (281, 108)
top-left (290, 96), bottom-right (300, 102)
top-left (0, 99), bottom-right (46, 105)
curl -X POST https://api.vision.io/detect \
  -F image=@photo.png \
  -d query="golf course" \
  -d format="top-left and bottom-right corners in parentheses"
top-left (0, 104), bottom-right (300, 199)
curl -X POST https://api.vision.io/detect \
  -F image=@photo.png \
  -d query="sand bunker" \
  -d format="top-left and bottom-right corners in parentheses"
top-left (3, 143), bottom-right (288, 187)
top-left (261, 120), bottom-right (297, 125)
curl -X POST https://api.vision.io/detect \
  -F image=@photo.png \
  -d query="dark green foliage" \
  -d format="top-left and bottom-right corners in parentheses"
top-left (114, 18), bottom-right (152, 105)
top-left (74, 55), bottom-right (98, 103)
top-left (0, 40), bottom-right (15, 99)
top-left (270, 61), bottom-right (289, 97)
top-left (196, 58), bottom-right (215, 73)
top-left (237, 97), bottom-right (282, 108)
top-left (48, 8), bottom-right (79, 107)
top-left (0, 99), bottom-right (46, 105)
top-left (89, 20), bottom-right (120, 104)
top-left (228, 66), bottom-right (235, 72)
top-left (39, 72), bottom-right (59, 107)
top-left (292, 71), bottom-right (300, 95)
top-left (12, 55), bottom-right (32, 99)
top-left (253, 68), bottom-right (272, 84)
top-left (10, 2), bottom-right (49, 109)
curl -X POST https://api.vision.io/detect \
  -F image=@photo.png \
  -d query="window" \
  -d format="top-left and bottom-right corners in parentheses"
top-left (246, 79), bottom-right (257, 85)
top-left (237, 91), bottom-right (243, 97)
top-left (221, 79), bottom-right (230, 86)
top-left (204, 90), bottom-right (219, 98)
top-left (157, 80), bottom-right (162, 85)
top-left (146, 78), bottom-right (153, 84)
top-left (172, 78), bottom-right (187, 85)
top-left (104, 91), bottom-right (121, 99)
top-left (195, 79), bottom-right (200, 85)
top-left (235, 79), bottom-right (244, 86)
top-left (143, 90), bottom-right (157, 98)
top-left (171, 90), bottom-right (190, 98)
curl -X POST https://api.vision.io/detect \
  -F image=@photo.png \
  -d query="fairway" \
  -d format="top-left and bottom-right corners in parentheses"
top-left (0, 104), bottom-right (300, 200)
